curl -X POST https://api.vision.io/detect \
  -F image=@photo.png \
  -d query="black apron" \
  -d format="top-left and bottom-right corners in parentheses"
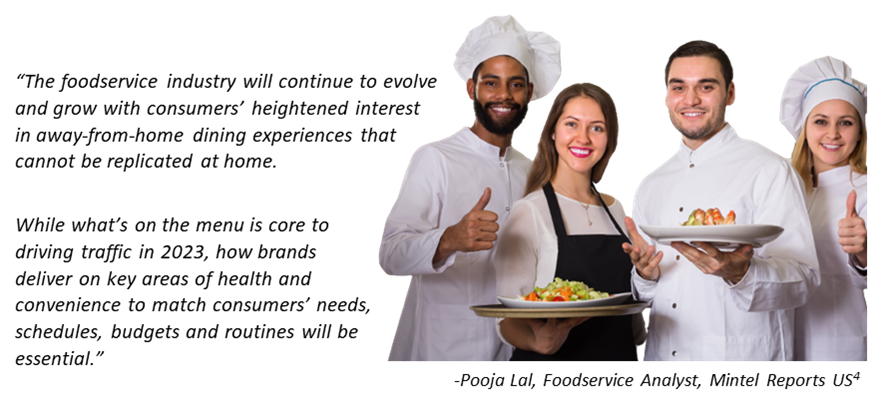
top-left (511, 182), bottom-right (637, 361)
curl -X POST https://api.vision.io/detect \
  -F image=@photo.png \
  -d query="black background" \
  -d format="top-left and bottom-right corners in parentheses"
top-left (369, 19), bottom-right (872, 359)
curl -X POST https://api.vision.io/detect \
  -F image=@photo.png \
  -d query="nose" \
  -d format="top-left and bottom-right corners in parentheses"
top-left (684, 89), bottom-right (701, 106)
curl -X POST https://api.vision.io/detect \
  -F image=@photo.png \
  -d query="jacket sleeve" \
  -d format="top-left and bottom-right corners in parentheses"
top-left (728, 160), bottom-right (821, 311)
top-left (630, 189), bottom-right (658, 302)
top-left (378, 147), bottom-right (455, 276)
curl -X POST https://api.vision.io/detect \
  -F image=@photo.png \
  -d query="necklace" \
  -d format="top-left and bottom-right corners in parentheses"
top-left (552, 181), bottom-right (594, 226)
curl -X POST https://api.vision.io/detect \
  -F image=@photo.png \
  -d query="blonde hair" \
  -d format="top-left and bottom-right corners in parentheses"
top-left (791, 116), bottom-right (867, 194)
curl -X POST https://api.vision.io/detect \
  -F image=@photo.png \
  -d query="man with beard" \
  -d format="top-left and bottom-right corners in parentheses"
top-left (622, 41), bottom-right (820, 360)
top-left (379, 16), bottom-right (561, 360)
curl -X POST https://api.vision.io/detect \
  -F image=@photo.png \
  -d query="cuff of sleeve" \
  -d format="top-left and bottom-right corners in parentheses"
top-left (849, 254), bottom-right (867, 276)
top-left (429, 228), bottom-right (456, 273)
top-left (631, 267), bottom-right (657, 301)
top-left (726, 259), bottom-right (756, 290)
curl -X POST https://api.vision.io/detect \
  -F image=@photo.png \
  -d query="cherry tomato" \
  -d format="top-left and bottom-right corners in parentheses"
top-left (552, 296), bottom-right (565, 302)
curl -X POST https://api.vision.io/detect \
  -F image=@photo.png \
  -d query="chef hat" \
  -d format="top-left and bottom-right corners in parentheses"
top-left (780, 56), bottom-right (867, 139)
top-left (454, 16), bottom-right (561, 100)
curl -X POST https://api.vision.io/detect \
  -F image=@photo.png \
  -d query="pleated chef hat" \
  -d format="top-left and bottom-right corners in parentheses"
top-left (454, 16), bottom-right (561, 101)
top-left (780, 56), bottom-right (867, 139)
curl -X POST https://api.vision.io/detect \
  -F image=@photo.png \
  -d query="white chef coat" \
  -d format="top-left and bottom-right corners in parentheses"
top-left (379, 127), bottom-right (532, 360)
top-left (795, 165), bottom-right (867, 360)
top-left (495, 189), bottom-right (647, 347)
top-left (631, 124), bottom-right (820, 360)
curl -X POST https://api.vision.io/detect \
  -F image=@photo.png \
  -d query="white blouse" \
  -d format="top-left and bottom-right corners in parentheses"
top-left (495, 188), bottom-right (646, 347)
top-left (795, 165), bottom-right (867, 360)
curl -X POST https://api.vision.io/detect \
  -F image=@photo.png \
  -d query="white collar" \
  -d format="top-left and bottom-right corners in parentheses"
top-left (816, 165), bottom-right (863, 188)
top-left (677, 123), bottom-right (737, 166)
top-left (456, 127), bottom-right (514, 161)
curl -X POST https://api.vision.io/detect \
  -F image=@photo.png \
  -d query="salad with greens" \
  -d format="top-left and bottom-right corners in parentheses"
top-left (518, 277), bottom-right (610, 302)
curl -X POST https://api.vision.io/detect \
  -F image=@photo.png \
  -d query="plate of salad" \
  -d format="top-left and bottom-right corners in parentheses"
top-left (498, 278), bottom-right (631, 309)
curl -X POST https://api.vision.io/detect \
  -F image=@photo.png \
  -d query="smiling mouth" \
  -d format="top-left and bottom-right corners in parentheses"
top-left (569, 147), bottom-right (592, 158)
top-left (820, 143), bottom-right (843, 151)
top-left (488, 104), bottom-right (517, 116)
top-left (681, 111), bottom-right (706, 117)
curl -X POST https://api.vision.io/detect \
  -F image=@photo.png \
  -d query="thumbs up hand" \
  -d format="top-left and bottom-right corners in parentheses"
top-left (433, 188), bottom-right (500, 263)
top-left (838, 190), bottom-right (867, 267)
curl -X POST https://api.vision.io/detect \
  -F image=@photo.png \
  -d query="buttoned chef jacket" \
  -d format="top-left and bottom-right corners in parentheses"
top-left (795, 165), bottom-right (867, 360)
top-left (380, 127), bottom-right (531, 360)
top-left (631, 124), bottom-right (820, 360)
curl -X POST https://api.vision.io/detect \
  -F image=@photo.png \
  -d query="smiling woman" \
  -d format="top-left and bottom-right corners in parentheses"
top-left (525, 83), bottom-right (620, 195)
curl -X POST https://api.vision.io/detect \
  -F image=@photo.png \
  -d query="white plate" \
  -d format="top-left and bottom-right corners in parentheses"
top-left (498, 292), bottom-right (631, 309)
top-left (639, 224), bottom-right (784, 249)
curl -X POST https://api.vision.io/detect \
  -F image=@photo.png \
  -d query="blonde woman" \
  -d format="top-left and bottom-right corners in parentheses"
top-left (780, 56), bottom-right (867, 360)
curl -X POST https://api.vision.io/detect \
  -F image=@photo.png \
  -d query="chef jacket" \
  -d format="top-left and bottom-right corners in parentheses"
top-left (631, 124), bottom-right (820, 360)
top-left (495, 190), bottom-right (647, 346)
top-left (795, 165), bottom-right (867, 360)
top-left (380, 127), bottom-right (531, 360)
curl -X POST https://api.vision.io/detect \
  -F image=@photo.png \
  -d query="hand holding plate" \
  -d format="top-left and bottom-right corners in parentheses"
top-left (671, 241), bottom-right (753, 283)
top-left (522, 317), bottom-right (590, 355)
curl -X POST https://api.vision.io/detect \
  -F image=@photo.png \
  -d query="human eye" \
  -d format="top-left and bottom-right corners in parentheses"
top-left (839, 119), bottom-right (854, 126)
top-left (564, 121), bottom-right (577, 128)
top-left (592, 125), bottom-right (605, 132)
top-left (813, 119), bottom-right (828, 125)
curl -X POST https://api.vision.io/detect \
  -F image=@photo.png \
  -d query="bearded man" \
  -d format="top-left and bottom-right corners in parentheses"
top-left (379, 16), bottom-right (560, 360)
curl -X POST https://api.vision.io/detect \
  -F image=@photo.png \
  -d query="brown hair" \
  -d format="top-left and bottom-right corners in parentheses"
top-left (524, 83), bottom-right (619, 196)
top-left (665, 40), bottom-right (733, 88)
top-left (791, 116), bottom-right (867, 193)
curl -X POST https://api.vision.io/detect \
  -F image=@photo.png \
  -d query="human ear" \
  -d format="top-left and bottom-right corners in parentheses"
top-left (467, 79), bottom-right (476, 100)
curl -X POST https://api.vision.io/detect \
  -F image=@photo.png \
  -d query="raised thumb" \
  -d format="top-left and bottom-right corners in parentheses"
top-left (846, 190), bottom-right (858, 218)
top-left (472, 187), bottom-right (491, 212)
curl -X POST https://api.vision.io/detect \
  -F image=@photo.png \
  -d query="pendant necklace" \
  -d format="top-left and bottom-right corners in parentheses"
top-left (552, 181), bottom-right (593, 226)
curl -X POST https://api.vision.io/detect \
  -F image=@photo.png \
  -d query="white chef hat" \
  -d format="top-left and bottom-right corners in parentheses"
top-left (780, 56), bottom-right (867, 139)
top-left (454, 16), bottom-right (561, 101)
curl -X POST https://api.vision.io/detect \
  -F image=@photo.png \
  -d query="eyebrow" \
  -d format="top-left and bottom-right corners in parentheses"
top-left (480, 74), bottom-right (526, 81)
top-left (667, 78), bottom-right (720, 85)
top-left (810, 113), bottom-right (857, 119)
top-left (563, 116), bottom-right (606, 125)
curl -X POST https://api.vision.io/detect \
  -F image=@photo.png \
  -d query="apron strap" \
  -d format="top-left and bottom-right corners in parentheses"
top-left (541, 182), bottom-right (568, 237)
top-left (591, 182), bottom-right (631, 244)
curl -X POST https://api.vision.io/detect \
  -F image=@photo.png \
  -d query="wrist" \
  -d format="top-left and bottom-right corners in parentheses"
top-left (636, 268), bottom-right (658, 282)
top-left (433, 227), bottom-right (455, 264)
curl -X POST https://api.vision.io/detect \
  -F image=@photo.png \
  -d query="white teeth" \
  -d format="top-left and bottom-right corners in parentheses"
top-left (683, 112), bottom-right (703, 117)
top-left (821, 143), bottom-right (841, 150)
top-left (570, 148), bottom-right (589, 155)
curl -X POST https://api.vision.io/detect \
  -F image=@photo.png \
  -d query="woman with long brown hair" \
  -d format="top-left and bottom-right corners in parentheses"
top-left (494, 83), bottom-right (644, 360)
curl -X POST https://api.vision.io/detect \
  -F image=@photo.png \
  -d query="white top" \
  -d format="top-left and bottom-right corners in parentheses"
top-left (495, 189), bottom-right (646, 347)
top-left (631, 124), bottom-right (820, 360)
top-left (379, 127), bottom-right (532, 360)
top-left (795, 165), bottom-right (867, 360)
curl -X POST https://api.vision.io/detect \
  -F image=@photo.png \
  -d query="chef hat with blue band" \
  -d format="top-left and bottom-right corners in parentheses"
top-left (454, 16), bottom-right (561, 101)
top-left (780, 56), bottom-right (867, 140)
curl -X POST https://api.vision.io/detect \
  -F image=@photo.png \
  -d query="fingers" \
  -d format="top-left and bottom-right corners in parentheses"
top-left (471, 187), bottom-right (492, 212)
top-left (846, 190), bottom-right (858, 218)
top-left (624, 216), bottom-right (648, 248)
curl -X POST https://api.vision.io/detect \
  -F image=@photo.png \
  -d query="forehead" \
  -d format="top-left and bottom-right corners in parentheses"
top-left (478, 55), bottom-right (528, 78)
top-left (810, 99), bottom-right (860, 117)
top-left (561, 96), bottom-right (604, 120)
top-left (667, 56), bottom-right (724, 82)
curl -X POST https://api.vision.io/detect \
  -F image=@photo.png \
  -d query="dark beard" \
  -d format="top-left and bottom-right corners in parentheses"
top-left (473, 99), bottom-right (528, 136)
